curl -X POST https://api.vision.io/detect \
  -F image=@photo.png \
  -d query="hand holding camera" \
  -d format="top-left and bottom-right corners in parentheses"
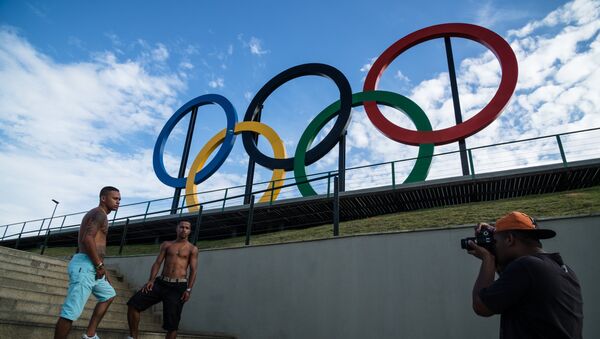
top-left (460, 223), bottom-right (496, 258)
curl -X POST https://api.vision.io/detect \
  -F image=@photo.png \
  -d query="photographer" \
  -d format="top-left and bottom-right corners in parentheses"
top-left (467, 211), bottom-right (583, 339)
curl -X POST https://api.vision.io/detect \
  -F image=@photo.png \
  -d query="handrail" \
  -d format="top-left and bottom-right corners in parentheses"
top-left (2, 126), bottom-right (599, 241)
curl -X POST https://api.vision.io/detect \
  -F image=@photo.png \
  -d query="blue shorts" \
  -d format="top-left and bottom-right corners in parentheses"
top-left (59, 253), bottom-right (116, 321)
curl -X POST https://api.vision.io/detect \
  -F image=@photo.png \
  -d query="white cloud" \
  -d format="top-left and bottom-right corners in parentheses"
top-left (248, 37), bottom-right (268, 56)
top-left (208, 77), bottom-right (225, 88)
top-left (0, 27), bottom-right (187, 224)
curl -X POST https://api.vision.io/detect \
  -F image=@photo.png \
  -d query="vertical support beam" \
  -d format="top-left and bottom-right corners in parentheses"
top-left (391, 161), bottom-right (396, 189)
top-left (338, 132), bottom-right (346, 192)
top-left (244, 106), bottom-right (263, 204)
top-left (468, 149), bottom-right (476, 179)
top-left (143, 201), bottom-right (151, 223)
top-left (118, 218), bottom-right (130, 256)
top-left (222, 188), bottom-right (229, 212)
top-left (444, 37), bottom-right (470, 176)
top-left (192, 205), bottom-right (203, 245)
top-left (2, 225), bottom-right (8, 240)
top-left (37, 219), bottom-right (46, 236)
top-left (59, 216), bottom-right (67, 232)
top-left (556, 135), bottom-right (568, 168)
top-left (333, 176), bottom-right (340, 236)
top-left (41, 230), bottom-right (51, 255)
top-left (245, 195), bottom-right (255, 246)
top-left (327, 172), bottom-right (332, 198)
top-left (171, 106), bottom-right (199, 214)
top-left (15, 222), bottom-right (26, 249)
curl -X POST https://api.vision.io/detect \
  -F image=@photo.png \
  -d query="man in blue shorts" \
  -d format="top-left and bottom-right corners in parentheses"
top-left (54, 186), bottom-right (121, 339)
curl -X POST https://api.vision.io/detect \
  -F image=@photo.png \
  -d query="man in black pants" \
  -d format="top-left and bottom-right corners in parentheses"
top-left (127, 221), bottom-right (198, 339)
top-left (468, 211), bottom-right (583, 339)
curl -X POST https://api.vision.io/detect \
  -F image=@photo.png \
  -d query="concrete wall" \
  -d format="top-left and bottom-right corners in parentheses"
top-left (106, 214), bottom-right (600, 339)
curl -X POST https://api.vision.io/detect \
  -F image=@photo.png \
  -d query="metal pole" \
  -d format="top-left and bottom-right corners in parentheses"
top-left (46, 199), bottom-right (60, 232)
top-left (468, 149), bottom-right (476, 179)
top-left (333, 176), bottom-right (340, 236)
top-left (15, 222), bottom-right (26, 249)
top-left (172, 106), bottom-right (199, 214)
top-left (244, 106), bottom-right (262, 204)
top-left (444, 37), bottom-right (470, 176)
top-left (391, 162), bottom-right (396, 189)
top-left (2, 225), bottom-right (7, 240)
top-left (556, 135), bottom-right (568, 168)
top-left (37, 219), bottom-right (46, 236)
top-left (222, 188), bottom-right (229, 212)
top-left (192, 205), bottom-right (203, 245)
top-left (327, 172), bottom-right (332, 198)
top-left (143, 201), bottom-right (151, 223)
top-left (41, 229), bottom-right (51, 255)
top-left (118, 218), bottom-right (130, 255)
top-left (245, 195), bottom-right (255, 246)
top-left (338, 131), bottom-right (346, 192)
top-left (59, 215), bottom-right (66, 232)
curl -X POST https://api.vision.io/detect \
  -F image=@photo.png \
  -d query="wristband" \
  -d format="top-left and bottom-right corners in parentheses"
top-left (186, 288), bottom-right (192, 292)
top-left (95, 262), bottom-right (104, 270)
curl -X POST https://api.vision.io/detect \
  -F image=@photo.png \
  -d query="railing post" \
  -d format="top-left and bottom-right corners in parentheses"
top-left (556, 135), bottom-right (568, 168)
top-left (118, 218), bottom-right (130, 256)
top-left (468, 149), bottom-right (476, 179)
top-left (245, 195), bottom-right (255, 246)
top-left (391, 162), bottom-right (396, 189)
top-left (192, 205), bottom-right (203, 245)
top-left (41, 229), bottom-right (51, 255)
top-left (110, 208), bottom-right (118, 227)
top-left (59, 216), bottom-right (67, 232)
top-left (222, 188), bottom-right (229, 212)
top-left (2, 225), bottom-right (7, 240)
top-left (37, 219), bottom-right (46, 236)
top-left (143, 201), bottom-right (151, 223)
top-left (333, 176), bottom-right (340, 236)
top-left (179, 194), bottom-right (186, 216)
top-left (269, 180), bottom-right (275, 206)
top-left (327, 172), bottom-right (332, 198)
top-left (15, 222), bottom-right (26, 249)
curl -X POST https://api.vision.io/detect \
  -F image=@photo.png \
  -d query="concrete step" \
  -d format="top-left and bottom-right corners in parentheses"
top-left (0, 284), bottom-right (133, 307)
top-left (0, 269), bottom-right (134, 299)
top-left (0, 309), bottom-right (164, 332)
top-left (0, 296), bottom-right (160, 324)
top-left (0, 262), bottom-right (130, 290)
top-left (0, 321), bottom-right (236, 339)
top-left (0, 261), bottom-right (128, 287)
top-left (0, 245), bottom-right (123, 277)
top-left (0, 245), bottom-right (70, 267)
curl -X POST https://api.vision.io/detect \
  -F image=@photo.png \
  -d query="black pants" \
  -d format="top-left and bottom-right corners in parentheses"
top-left (127, 278), bottom-right (187, 331)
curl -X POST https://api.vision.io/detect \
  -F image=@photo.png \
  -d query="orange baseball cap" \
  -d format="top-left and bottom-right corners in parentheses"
top-left (495, 211), bottom-right (556, 239)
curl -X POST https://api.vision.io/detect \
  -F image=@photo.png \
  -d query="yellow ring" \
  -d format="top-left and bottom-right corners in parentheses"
top-left (185, 121), bottom-right (286, 212)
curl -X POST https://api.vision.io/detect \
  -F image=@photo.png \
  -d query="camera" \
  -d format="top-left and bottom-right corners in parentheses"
top-left (461, 229), bottom-right (495, 253)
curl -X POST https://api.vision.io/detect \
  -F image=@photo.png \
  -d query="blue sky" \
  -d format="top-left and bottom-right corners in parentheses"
top-left (1, 0), bottom-right (599, 225)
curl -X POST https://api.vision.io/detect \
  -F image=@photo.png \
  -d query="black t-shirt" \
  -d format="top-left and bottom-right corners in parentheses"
top-left (479, 253), bottom-right (583, 339)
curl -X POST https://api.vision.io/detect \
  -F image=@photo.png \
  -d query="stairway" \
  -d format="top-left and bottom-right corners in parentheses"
top-left (0, 246), bottom-right (235, 339)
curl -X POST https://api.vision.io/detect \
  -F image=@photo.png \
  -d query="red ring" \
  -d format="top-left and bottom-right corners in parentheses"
top-left (363, 23), bottom-right (518, 146)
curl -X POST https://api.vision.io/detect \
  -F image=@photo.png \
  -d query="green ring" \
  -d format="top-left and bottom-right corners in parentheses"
top-left (293, 90), bottom-right (435, 197)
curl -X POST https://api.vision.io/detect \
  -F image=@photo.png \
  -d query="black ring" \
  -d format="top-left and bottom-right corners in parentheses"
top-left (242, 63), bottom-right (352, 171)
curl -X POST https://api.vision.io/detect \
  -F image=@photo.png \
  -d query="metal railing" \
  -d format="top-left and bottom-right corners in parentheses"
top-left (2, 127), bottom-right (600, 247)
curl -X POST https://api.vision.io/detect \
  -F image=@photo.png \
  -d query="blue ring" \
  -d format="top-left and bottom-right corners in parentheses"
top-left (153, 94), bottom-right (238, 188)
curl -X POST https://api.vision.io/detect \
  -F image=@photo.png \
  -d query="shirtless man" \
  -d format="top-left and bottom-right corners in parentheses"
top-left (55, 186), bottom-right (121, 339)
top-left (127, 220), bottom-right (199, 339)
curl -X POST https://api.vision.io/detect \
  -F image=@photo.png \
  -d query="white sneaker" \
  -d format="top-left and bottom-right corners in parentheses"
top-left (82, 334), bottom-right (100, 339)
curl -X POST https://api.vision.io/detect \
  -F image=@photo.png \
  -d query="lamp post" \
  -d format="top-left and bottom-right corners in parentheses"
top-left (47, 199), bottom-right (60, 231)
top-left (41, 199), bottom-right (59, 254)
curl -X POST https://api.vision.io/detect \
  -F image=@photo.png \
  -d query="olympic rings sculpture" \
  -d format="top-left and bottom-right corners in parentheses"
top-left (153, 23), bottom-right (518, 209)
